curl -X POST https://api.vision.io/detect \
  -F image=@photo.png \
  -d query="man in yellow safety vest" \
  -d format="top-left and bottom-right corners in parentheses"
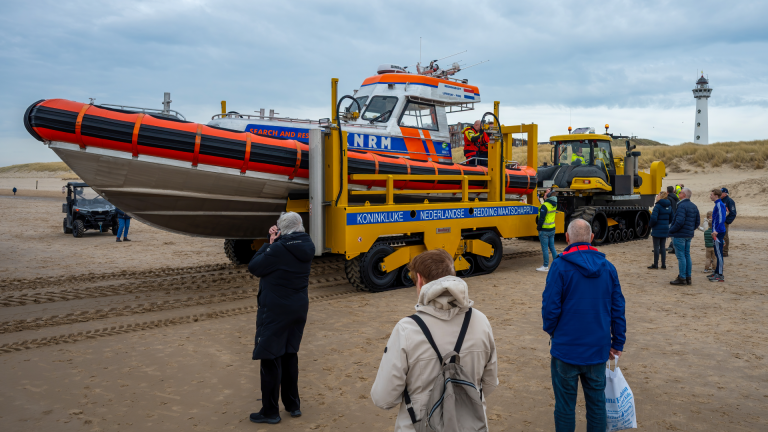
top-left (537, 188), bottom-right (558, 272)
top-left (571, 146), bottom-right (586, 165)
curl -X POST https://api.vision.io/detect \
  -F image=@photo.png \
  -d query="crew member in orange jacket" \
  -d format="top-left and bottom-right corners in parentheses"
top-left (463, 120), bottom-right (490, 166)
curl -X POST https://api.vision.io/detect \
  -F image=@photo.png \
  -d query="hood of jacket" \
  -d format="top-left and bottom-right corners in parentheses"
top-left (558, 242), bottom-right (606, 278)
top-left (276, 232), bottom-right (315, 263)
top-left (415, 275), bottom-right (474, 320)
top-left (656, 198), bottom-right (671, 209)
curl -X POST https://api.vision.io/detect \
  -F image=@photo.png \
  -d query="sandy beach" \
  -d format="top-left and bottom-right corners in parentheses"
top-left (0, 169), bottom-right (766, 431)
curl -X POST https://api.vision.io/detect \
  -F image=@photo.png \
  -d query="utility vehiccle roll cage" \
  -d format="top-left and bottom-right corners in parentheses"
top-left (550, 139), bottom-right (616, 173)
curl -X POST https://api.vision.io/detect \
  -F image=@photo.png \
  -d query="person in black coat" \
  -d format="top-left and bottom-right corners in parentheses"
top-left (648, 192), bottom-right (673, 269)
top-left (248, 212), bottom-right (315, 424)
top-left (665, 186), bottom-right (679, 253)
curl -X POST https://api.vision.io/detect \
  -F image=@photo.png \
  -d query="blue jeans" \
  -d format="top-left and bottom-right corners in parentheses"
top-left (673, 237), bottom-right (692, 278)
top-left (117, 218), bottom-right (131, 238)
top-left (551, 357), bottom-right (606, 432)
top-left (539, 231), bottom-right (556, 267)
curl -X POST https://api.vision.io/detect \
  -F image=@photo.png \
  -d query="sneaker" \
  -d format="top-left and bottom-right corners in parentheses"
top-left (702, 269), bottom-right (712, 273)
top-left (647, 264), bottom-right (658, 269)
top-left (250, 411), bottom-right (281, 424)
top-left (116, 238), bottom-right (122, 242)
top-left (686, 277), bottom-right (691, 285)
top-left (289, 410), bottom-right (302, 418)
top-left (706, 273), bottom-right (716, 278)
top-left (536, 266), bottom-right (549, 272)
top-left (123, 238), bottom-right (131, 242)
top-left (709, 275), bottom-right (724, 282)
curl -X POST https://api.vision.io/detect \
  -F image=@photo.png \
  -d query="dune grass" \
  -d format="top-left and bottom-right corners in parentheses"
top-left (0, 162), bottom-right (73, 174)
top-left (457, 139), bottom-right (768, 172)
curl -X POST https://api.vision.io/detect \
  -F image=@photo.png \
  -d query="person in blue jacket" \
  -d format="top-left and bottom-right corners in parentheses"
top-left (115, 208), bottom-right (132, 242)
top-left (648, 191), bottom-right (673, 269)
top-left (248, 212), bottom-right (315, 424)
top-left (668, 187), bottom-right (700, 285)
top-left (719, 187), bottom-right (737, 257)
top-left (542, 218), bottom-right (626, 432)
top-left (708, 189), bottom-right (727, 282)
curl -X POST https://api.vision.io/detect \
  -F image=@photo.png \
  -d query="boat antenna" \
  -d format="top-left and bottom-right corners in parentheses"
top-left (460, 59), bottom-right (489, 71)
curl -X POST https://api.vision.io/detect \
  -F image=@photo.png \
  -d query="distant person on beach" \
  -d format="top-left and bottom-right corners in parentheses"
top-left (12, 187), bottom-right (17, 196)
top-left (699, 211), bottom-right (715, 273)
top-left (648, 191), bottom-right (672, 269)
top-left (115, 208), bottom-right (132, 242)
top-left (669, 187), bottom-right (700, 285)
top-left (709, 189), bottom-right (726, 282)
top-left (665, 186), bottom-right (679, 254)
top-left (247, 212), bottom-right (314, 424)
top-left (719, 187), bottom-right (737, 257)
top-left (371, 248), bottom-right (498, 431)
top-left (537, 188), bottom-right (558, 272)
top-left (542, 219), bottom-right (626, 432)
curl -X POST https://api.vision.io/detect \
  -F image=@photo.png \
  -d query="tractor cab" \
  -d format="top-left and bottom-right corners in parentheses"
top-left (537, 131), bottom-right (615, 192)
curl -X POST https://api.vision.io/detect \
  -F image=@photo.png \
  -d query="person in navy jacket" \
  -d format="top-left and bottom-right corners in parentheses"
top-left (542, 219), bottom-right (626, 432)
top-left (668, 188), bottom-right (700, 285)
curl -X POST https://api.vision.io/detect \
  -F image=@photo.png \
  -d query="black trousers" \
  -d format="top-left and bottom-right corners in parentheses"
top-left (653, 236), bottom-right (667, 266)
top-left (260, 353), bottom-right (300, 417)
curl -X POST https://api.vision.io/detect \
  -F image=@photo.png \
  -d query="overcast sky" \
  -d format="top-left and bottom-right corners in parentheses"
top-left (2, 0), bottom-right (767, 166)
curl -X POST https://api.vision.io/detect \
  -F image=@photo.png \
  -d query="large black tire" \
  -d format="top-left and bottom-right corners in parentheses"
top-left (223, 239), bottom-right (259, 265)
top-left (63, 218), bottom-right (72, 234)
top-left (72, 219), bottom-right (85, 238)
top-left (359, 243), bottom-right (397, 292)
top-left (634, 211), bottom-right (651, 238)
top-left (475, 231), bottom-right (503, 273)
top-left (344, 256), bottom-right (366, 291)
top-left (457, 255), bottom-right (475, 277)
top-left (571, 207), bottom-right (608, 245)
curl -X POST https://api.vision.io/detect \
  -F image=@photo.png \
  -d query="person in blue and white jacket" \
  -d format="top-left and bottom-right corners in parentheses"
top-left (709, 189), bottom-right (727, 282)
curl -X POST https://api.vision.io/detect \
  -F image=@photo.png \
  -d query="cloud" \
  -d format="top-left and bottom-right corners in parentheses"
top-left (1, 0), bottom-right (767, 165)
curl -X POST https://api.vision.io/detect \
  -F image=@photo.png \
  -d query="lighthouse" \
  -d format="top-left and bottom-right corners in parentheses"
top-left (692, 73), bottom-right (712, 144)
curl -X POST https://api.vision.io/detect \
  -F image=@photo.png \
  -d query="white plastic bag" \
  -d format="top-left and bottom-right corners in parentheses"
top-left (604, 358), bottom-right (637, 431)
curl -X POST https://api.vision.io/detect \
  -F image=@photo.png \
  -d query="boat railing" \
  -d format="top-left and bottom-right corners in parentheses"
top-left (210, 113), bottom-right (387, 130)
top-left (99, 104), bottom-right (186, 121)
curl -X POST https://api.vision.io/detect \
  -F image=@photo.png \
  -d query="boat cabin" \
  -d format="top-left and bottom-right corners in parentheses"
top-left (207, 64), bottom-right (481, 163)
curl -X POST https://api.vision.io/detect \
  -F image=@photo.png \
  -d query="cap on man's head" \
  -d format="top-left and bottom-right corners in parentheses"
top-left (721, 187), bottom-right (729, 194)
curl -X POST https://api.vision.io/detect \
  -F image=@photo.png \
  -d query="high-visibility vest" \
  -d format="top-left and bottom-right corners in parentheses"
top-left (571, 153), bottom-right (585, 164)
top-left (542, 201), bottom-right (557, 229)
top-left (463, 126), bottom-right (488, 158)
top-left (675, 185), bottom-right (682, 196)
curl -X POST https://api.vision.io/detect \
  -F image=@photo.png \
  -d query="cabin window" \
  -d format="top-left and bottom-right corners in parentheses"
top-left (361, 96), bottom-right (398, 122)
top-left (398, 101), bottom-right (438, 131)
top-left (347, 96), bottom-right (368, 114)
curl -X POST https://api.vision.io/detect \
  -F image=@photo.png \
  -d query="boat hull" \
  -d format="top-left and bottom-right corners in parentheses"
top-left (50, 141), bottom-right (305, 238)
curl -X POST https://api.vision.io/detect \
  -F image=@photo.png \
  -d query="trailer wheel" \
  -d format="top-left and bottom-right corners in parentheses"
top-left (634, 211), bottom-right (650, 238)
top-left (359, 243), bottom-right (397, 292)
top-left (63, 218), bottom-right (72, 234)
top-left (344, 256), bottom-right (367, 291)
top-left (621, 229), bottom-right (629, 241)
top-left (224, 239), bottom-right (259, 265)
top-left (476, 232), bottom-right (503, 273)
top-left (608, 230), bottom-right (615, 243)
top-left (457, 255), bottom-right (475, 277)
top-left (72, 219), bottom-right (85, 238)
top-left (398, 266), bottom-right (414, 287)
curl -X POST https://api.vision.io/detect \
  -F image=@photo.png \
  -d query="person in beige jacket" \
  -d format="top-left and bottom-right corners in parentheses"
top-left (370, 249), bottom-right (499, 431)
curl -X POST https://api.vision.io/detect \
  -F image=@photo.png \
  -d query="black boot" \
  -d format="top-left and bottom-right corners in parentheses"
top-left (670, 276), bottom-right (686, 285)
top-left (686, 277), bottom-right (691, 285)
top-left (661, 264), bottom-right (667, 269)
top-left (648, 264), bottom-right (658, 269)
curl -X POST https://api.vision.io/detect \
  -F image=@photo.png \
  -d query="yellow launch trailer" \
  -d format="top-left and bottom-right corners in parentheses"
top-left (304, 80), bottom-right (563, 292)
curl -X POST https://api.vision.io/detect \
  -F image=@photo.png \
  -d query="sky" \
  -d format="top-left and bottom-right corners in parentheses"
top-left (1, 0), bottom-right (767, 166)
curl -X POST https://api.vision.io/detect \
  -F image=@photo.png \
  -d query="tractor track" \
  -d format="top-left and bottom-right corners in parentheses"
top-left (0, 248), bottom-right (541, 355)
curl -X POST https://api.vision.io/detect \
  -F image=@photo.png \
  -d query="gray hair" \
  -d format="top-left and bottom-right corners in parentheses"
top-left (567, 218), bottom-right (593, 244)
top-left (681, 187), bottom-right (692, 199)
top-left (277, 212), bottom-right (305, 235)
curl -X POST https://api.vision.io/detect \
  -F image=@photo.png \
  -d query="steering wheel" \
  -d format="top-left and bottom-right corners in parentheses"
top-left (368, 108), bottom-right (393, 124)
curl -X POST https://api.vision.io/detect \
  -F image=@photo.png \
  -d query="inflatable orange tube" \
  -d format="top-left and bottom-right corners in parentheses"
top-left (24, 99), bottom-right (537, 194)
